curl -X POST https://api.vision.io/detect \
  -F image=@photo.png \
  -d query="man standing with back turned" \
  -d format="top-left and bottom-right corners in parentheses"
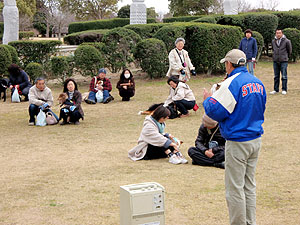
top-left (203, 49), bottom-right (266, 225)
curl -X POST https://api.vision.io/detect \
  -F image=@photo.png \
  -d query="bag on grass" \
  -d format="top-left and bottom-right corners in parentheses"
top-left (11, 88), bottom-right (20, 103)
top-left (36, 109), bottom-right (47, 126)
top-left (95, 90), bottom-right (103, 103)
top-left (45, 111), bottom-right (58, 125)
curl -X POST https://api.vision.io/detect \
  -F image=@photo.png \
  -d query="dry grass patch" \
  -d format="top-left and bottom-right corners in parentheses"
top-left (0, 59), bottom-right (300, 224)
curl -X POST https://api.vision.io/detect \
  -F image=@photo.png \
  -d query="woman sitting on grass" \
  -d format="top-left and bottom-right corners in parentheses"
top-left (116, 68), bottom-right (135, 101)
top-left (128, 105), bottom-right (188, 164)
top-left (163, 76), bottom-right (196, 118)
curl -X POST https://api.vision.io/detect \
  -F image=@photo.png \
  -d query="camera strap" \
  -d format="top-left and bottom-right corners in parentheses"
top-left (175, 49), bottom-right (186, 67)
top-left (208, 125), bottom-right (219, 142)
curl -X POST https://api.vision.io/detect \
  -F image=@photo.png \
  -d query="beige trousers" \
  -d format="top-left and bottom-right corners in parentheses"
top-left (225, 137), bottom-right (262, 225)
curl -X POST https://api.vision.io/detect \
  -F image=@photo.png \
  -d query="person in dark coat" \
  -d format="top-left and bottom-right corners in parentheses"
top-left (59, 78), bottom-right (84, 125)
top-left (239, 29), bottom-right (258, 75)
top-left (8, 64), bottom-right (32, 101)
top-left (188, 114), bottom-right (225, 169)
top-left (116, 69), bottom-right (135, 101)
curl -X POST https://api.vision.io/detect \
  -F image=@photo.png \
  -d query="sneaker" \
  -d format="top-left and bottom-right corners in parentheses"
top-left (282, 91), bottom-right (287, 95)
top-left (85, 98), bottom-right (96, 104)
top-left (176, 152), bottom-right (188, 164)
top-left (168, 154), bottom-right (181, 164)
top-left (269, 90), bottom-right (278, 95)
top-left (103, 95), bottom-right (114, 104)
top-left (28, 122), bottom-right (34, 126)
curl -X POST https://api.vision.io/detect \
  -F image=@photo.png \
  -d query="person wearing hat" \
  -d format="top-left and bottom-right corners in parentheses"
top-left (188, 114), bottom-right (225, 169)
top-left (239, 29), bottom-right (258, 75)
top-left (203, 49), bottom-right (266, 225)
top-left (85, 68), bottom-right (114, 104)
top-left (166, 37), bottom-right (196, 82)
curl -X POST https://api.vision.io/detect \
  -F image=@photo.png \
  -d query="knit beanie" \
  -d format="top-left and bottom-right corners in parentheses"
top-left (202, 114), bottom-right (218, 128)
top-left (98, 68), bottom-right (107, 74)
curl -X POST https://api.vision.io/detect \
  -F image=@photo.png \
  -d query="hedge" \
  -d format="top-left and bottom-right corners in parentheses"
top-left (0, 45), bottom-right (12, 75)
top-left (74, 45), bottom-right (104, 77)
top-left (8, 40), bottom-right (62, 68)
top-left (193, 16), bottom-right (217, 24)
top-left (25, 62), bottom-right (44, 83)
top-left (251, 31), bottom-right (264, 60)
top-left (2, 44), bottom-right (19, 64)
top-left (68, 18), bottom-right (156, 34)
top-left (163, 16), bottom-right (204, 23)
top-left (80, 42), bottom-right (107, 65)
top-left (283, 28), bottom-right (300, 62)
top-left (154, 23), bottom-right (243, 74)
top-left (64, 29), bottom-right (108, 45)
top-left (124, 23), bottom-right (168, 39)
top-left (19, 31), bottom-right (35, 40)
top-left (134, 38), bottom-right (168, 79)
top-left (216, 13), bottom-right (278, 45)
top-left (273, 11), bottom-right (300, 30)
top-left (153, 23), bottom-right (186, 52)
top-left (102, 27), bottom-right (141, 73)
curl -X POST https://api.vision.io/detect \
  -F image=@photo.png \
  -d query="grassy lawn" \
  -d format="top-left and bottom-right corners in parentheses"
top-left (0, 59), bottom-right (300, 224)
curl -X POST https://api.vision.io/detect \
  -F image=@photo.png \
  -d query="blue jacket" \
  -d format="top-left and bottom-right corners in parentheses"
top-left (203, 67), bottom-right (266, 142)
top-left (8, 70), bottom-right (32, 90)
top-left (239, 37), bottom-right (258, 60)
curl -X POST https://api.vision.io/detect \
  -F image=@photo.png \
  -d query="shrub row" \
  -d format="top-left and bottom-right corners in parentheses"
top-left (9, 40), bottom-right (62, 68)
top-left (64, 29), bottom-right (108, 45)
top-left (163, 16), bottom-right (204, 23)
top-left (273, 11), bottom-right (300, 30)
top-left (124, 23), bottom-right (168, 39)
top-left (68, 18), bottom-right (156, 34)
top-left (19, 31), bottom-right (35, 40)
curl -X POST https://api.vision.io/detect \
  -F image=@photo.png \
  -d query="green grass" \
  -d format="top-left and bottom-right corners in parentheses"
top-left (0, 60), bottom-right (300, 224)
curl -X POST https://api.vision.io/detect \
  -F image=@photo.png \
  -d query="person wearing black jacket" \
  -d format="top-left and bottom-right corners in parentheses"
top-left (8, 64), bottom-right (32, 101)
top-left (188, 114), bottom-right (225, 169)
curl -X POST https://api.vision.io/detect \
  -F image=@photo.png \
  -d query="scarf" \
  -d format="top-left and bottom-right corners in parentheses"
top-left (68, 91), bottom-right (74, 100)
top-left (151, 116), bottom-right (165, 134)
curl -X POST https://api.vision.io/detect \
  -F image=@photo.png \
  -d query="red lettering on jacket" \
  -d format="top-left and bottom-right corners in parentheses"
top-left (247, 83), bottom-right (253, 93)
top-left (260, 84), bottom-right (264, 95)
top-left (242, 85), bottom-right (248, 97)
top-left (252, 83), bottom-right (257, 92)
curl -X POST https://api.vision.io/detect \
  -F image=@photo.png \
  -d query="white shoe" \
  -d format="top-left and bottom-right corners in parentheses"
top-left (28, 122), bottom-right (34, 126)
top-left (269, 90), bottom-right (278, 94)
top-left (282, 91), bottom-right (287, 95)
top-left (176, 152), bottom-right (188, 164)
top-left (168, 155), bottom-right (181, 164)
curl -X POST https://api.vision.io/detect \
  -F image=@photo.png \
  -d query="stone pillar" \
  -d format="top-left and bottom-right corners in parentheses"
top-left (130, 0), bottom-right (147, 25)
top-left (223, 0), bottom-right (238, 15)
top-left (2, 0), bottom-right (19, 45)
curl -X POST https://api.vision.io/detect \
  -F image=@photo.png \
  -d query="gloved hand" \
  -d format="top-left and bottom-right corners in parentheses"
top-left (62, 108), bottom-right (69, 113)
top-left (180, 69), bottom-right (185, 75)
top-left (70, 106), bottom-right (76, 111)
top-left (191, 70), bottom-right (196, 76)
top-left (39, 103), bottom-right (49, 111)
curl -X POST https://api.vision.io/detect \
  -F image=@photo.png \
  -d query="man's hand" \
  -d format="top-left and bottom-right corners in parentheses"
top-left (123, 86), bottom-right (127, 90)
top-left (9, 85), bottom-right (13, 90)
top-left (203, 88), bottom-right (212, 100)
top-left (205, 149), bottom-right (214, 158)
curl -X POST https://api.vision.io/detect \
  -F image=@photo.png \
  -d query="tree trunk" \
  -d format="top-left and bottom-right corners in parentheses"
top-left (46, 22), bottom-right (50, 38)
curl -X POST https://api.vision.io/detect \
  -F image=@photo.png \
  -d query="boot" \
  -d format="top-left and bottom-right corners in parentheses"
top-left (214, 162), bottom-right (225, 169)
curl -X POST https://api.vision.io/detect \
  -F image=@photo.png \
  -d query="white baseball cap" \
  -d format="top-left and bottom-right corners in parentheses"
top-left (220, 49), bottom-right (246, 66)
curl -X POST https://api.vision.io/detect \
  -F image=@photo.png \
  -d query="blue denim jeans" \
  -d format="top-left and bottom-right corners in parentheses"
top-left (246, 61), bottom-right (254, 75)
top-left (88, 90), bottom-right (109, 103)
top-left (174, 100), bottom-right (196, 115)
top-left (273, 61), bottom-right (288, 92)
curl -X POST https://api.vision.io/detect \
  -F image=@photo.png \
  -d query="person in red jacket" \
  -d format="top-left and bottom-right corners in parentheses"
top-left (85, 68), bottom-right (114, 104)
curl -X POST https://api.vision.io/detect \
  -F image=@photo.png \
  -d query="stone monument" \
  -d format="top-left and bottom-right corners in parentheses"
top-left (223, 0), bottom-right (238, 15)
top-left (2, 0), bottom-right (19, 45)
top-left (130, 0), bottom-right (147, 25)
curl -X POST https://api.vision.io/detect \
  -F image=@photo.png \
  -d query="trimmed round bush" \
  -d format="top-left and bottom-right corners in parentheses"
top-left (283, 28), bottom-right (300, 62)
top-left (0, 45), bottom-right (12, 75)
top-left (124, 23), bottom-right (168, 39)
top-left (51, 56), bottom-right (74, 83)
top-left (25, 62), bottom-right (44, 83)
top-left (134, 38), bottom-right (168, 79)
top-left (252, 31), bottom-right (264, 60)
top-left (63, 29), bottom-right (108, 45)
top-left (2, 45), bottom-right (19, 64)
top-left (153, 23), bottom-right (186, 52)
top-left (80, 42), bottom-right (107, 64)
top-left (74, 45), bottom-right (104, 77)
top-left (102, 27), bottom-right (141, 73)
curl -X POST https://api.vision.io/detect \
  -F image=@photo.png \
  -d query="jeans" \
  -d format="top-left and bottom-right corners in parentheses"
top-left (174, 100), bottom-right (195, 115)
top-left (273, 61), bottom-right (288, 92)
top-left (246, 61), bottom-right (254, 75)
top-left (88, 90), bottom-right (109, 103)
